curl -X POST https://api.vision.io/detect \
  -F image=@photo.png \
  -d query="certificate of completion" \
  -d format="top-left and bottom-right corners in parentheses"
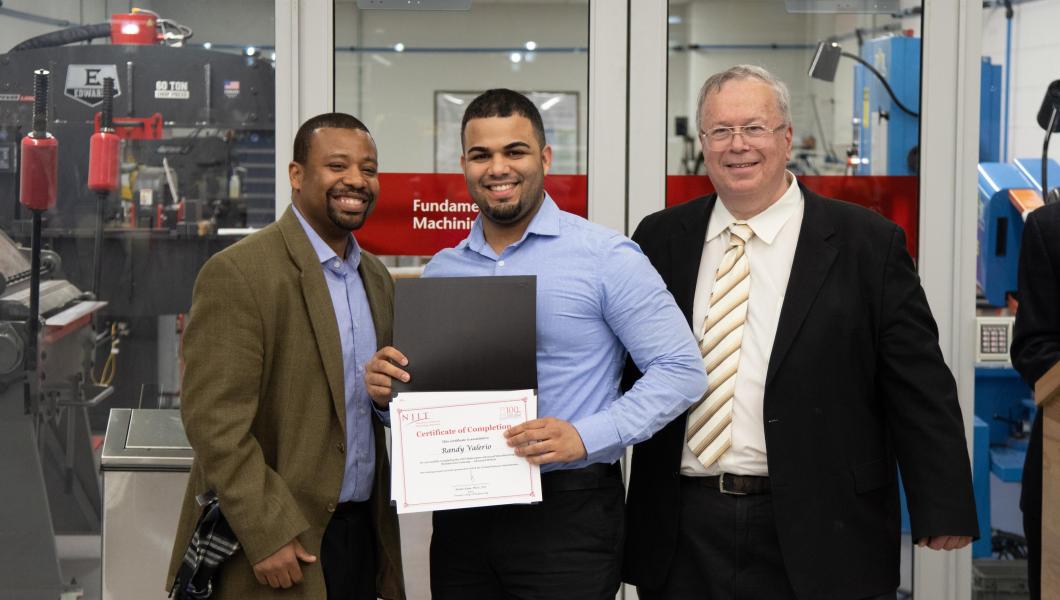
top-left (390, 389), bottom-right (542, 514)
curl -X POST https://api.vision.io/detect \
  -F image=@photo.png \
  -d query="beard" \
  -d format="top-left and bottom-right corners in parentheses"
top-left (326, 185), bottom-right (375, 231)
top-left (472, 174), bottom-right (545, 226)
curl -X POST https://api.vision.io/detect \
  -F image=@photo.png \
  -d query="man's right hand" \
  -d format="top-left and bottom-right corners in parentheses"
top-left (253, 538), bottom-right (317, 589)
top-left (365, 346), bottom-right (410, 408)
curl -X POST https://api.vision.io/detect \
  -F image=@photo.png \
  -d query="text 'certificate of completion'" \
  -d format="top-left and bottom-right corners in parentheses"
top-left (391, 389), bottom-right (541, 514)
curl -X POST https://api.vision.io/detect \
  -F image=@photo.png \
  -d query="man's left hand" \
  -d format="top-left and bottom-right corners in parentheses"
top-left (916, 536), bottom-right (972, 551)
top-left (505, 417), bottom-right (587, 465)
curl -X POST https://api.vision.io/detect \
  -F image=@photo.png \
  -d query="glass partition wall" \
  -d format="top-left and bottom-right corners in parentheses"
top-left (332, 3), bottom-right (590, 594)
top-left (334, 0), bottom-right (589, 265)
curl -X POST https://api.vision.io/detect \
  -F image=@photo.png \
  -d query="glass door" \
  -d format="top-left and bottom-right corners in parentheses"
top-left (626, 2), bottom-right (981, 599)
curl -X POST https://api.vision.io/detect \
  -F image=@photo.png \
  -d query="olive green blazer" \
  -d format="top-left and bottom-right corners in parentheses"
top-left (167, 207), bottom-right (404, 600)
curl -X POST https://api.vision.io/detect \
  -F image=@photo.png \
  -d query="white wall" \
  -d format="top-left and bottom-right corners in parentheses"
top-left (982, 0), bottom-right (1060, 162)
top-left (334, 1), bottom-right (589, 173)
top-left (0, 0), bottom-right (107, 52)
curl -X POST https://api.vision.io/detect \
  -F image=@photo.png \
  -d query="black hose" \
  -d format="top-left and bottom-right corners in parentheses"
top-left (842, 51), bottom-right (920, 118)
top-left (10, 22), bottom-right (110, 52)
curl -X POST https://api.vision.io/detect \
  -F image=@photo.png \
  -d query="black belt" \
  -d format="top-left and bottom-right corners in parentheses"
top-left (683, 473), bottom-right (770, 495)
top-left (542, 462), bottom-right (622, 493)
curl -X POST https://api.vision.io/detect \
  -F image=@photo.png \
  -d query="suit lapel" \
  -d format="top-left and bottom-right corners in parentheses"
top-left (766, 189), bottom-right (838, 386)
top-left (278, 208), bottom-right (347, 431)
top-left (669, 195), bottom-right (715, 324)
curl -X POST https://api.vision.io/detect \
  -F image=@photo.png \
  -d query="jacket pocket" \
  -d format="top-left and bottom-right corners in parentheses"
top-left (853, 458), bottom-right (893, 493)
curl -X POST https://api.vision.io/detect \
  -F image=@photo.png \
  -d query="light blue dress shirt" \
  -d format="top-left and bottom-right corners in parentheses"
top-left (293, 207), bottom-right (377, 502)
top-left (423, 195), bottom-right (707, 472)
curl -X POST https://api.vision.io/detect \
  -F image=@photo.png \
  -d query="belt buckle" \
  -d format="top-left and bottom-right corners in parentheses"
top-left (718, 473), bottom-right (747, 496)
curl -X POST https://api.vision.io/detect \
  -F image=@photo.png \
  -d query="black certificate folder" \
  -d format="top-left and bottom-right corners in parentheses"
top-left (392, 275), bottom-right (537, 393)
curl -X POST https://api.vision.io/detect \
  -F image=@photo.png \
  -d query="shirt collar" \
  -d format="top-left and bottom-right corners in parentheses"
top-left (467, 193), bottom-right (561, 256)
top-left (292, 205), bottom-right (362, 269)
top-left (707, 171), bottom-right (802, 245)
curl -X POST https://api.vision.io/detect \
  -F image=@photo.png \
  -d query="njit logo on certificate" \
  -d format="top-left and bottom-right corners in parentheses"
top-left (401, 410), bottom-right (431, 425)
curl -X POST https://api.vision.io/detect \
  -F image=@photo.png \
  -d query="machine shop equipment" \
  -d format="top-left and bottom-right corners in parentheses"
top-left (969, 80), bottom-right (1060, 563)
top-left (0, 35), bottom-right (275, 233)
top-left (810, 34), bottom-right (1003, 176)
top-left (0, 11), bottom-right (276, 430)
top-left (0, 11), bottom-right (274, 594)
top-left (1, 11), bottom-right (273, 320)
top-left (0, 226), bottom-right (110, 599)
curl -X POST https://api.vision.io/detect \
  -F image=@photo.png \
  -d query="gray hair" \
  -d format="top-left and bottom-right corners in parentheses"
top-left (695, 64), bottom-right (792, 133)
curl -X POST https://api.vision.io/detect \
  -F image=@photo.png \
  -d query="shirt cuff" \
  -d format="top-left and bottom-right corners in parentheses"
top-left (571, 411), bottom-right (622, 463)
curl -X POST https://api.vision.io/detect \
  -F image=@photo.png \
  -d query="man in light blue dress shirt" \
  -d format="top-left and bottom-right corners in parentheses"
top-left (365, 89), bottom-right (706, 600)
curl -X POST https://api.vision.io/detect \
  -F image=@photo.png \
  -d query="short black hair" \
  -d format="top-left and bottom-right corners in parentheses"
top-left (293, 113), bottom-right (371, 164)
top-left (461, 89), bottom-right (546, 149)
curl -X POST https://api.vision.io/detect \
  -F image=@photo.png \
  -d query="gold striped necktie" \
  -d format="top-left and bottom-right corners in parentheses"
top-left (687, 222), bottom-right (753, 469)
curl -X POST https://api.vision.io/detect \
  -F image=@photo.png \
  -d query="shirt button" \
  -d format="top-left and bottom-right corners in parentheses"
top-left (498, 260), bottom-right (505, 267)
top-left (332, 260), bottom-right (341, 269)
top-left (337, 442), bottom-right (345, 454)
top-left (326, 502), bottom-right (336, 513)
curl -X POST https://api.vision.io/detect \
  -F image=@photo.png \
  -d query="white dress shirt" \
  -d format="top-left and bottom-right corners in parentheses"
top-left (681, 173), bottom-right (804, 477)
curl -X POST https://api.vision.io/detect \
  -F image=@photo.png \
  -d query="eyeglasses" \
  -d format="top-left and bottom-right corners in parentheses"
top-left (698, 124), bottom-right (786, 149)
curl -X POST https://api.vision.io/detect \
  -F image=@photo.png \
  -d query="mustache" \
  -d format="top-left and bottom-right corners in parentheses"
top-left (328, 187), bottom-right (373, 201)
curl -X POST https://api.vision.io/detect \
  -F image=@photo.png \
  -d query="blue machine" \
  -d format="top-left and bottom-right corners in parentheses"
top-left (852, 36), bottom-right (921, 175)
top-left (977, 158), bottom-right (1060, 306)
top-left (980, 57), bottom-right (1003, 163)
top-left (970, 157), bottom-right (1058, 557)
top-left (852, 41), bottom-right (1001, 175)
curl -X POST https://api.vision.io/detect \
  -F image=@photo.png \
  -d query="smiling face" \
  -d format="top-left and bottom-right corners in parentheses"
top-left (698, 78), bottom-right (793, 218)
top-left (289, 127), bottom-right (379, 250)
top-left (461, 115), bottom-right (552, 228)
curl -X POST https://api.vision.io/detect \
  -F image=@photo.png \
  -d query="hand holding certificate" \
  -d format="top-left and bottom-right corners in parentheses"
top-left (380, 275), bottom-right (541, 514)
top-left (391, 390), bottom-right (541, 513)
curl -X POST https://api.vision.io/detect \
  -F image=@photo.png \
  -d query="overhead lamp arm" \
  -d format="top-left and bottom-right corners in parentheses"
top-left (808, 40), bottom-right (920, 119)
top-left (838, 51), bottom-right (920, 118)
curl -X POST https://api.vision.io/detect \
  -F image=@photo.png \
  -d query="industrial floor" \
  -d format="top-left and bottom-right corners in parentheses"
top-left (55, 519), bottom-right (909, 600)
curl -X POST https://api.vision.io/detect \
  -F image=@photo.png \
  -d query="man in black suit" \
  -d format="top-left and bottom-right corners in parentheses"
top-left (623, 64), bottom-right (978, 600)
top-left (1011, 200), bottom-right (1060, 600)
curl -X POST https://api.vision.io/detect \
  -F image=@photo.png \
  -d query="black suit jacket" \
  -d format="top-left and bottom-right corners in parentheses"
top-left (1012, 201), bottom-right (1060, 518)
top-left (623, 186), bottom-right (978, 600)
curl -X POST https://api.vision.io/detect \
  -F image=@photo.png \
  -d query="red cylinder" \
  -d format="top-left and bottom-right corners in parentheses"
top-left (110, 13), bottom-right (158, 45)
top-left (88, 131), bottom-right (120, 193)
top-left (20, 134), bottom-right (58, 211)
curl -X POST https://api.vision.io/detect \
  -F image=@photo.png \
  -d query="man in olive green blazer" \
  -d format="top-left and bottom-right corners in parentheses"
top-left (167, 114), bottom-right (404, 600)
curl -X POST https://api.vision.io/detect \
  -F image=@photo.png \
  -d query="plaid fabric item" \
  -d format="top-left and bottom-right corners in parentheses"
top-left (170, 491), bottom-right (240, 599)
